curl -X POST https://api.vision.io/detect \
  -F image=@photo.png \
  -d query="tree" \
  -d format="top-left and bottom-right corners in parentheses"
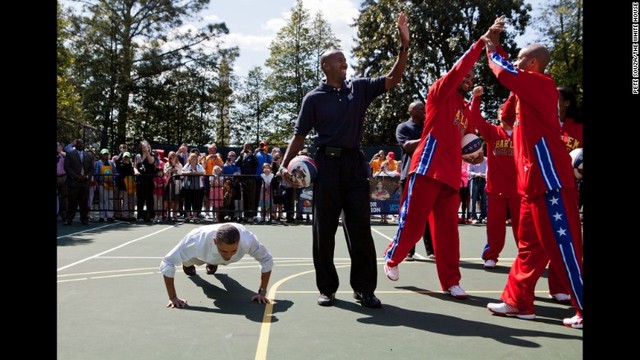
top-left (537, 0), bottom-right (583, 102)
top-left (352, 0), bottom-right (532, 144)
top-left (264, 0), bottom-right (341, 144)
top-left (60, 0), bottom-right (228, 150)
top-left (309, 12), bottom-right (341, 82)
top-left (57, 2), bottom-right (86, 143)
top-left (234, 66), bottom-right (274, 147)
top-left (209, 49), bottom-right (240, 146)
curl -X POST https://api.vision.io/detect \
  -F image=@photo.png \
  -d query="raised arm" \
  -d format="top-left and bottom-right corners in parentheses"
top-left (468, 86), bottom-right (492, 136)
top-left (384, 12), bottom-right (410, 90)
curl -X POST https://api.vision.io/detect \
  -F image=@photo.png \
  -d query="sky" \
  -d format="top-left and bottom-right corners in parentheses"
top-left (200, 0), bottom-right (546, 79)
top-left (200, 0), bottom-right (362, 78)
top-left (60, 0), bottom-right (546, 78)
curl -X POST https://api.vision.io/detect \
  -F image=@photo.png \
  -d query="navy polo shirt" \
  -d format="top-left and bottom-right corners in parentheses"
top-left (294, 77), bottom-right (387, 149)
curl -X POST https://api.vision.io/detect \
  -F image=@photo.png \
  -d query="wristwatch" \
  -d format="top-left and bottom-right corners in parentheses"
top-left (258, 288), bottom-right (267, 296)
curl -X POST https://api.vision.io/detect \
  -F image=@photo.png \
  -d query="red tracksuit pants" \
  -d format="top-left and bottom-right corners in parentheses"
top-left (482, 192), bottom-right (570, 296)
top-left (383, 175), bottom-right (462, 291)
top-left (481, 192), bottom-right (521, 262)
top-left (500, 187), bottom-right (584, 315)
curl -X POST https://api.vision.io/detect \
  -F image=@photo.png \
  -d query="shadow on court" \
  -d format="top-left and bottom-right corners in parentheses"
top-left (57, 221), bottom-right (583, 360)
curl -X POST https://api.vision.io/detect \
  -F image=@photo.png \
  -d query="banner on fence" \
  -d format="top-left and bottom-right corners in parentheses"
top-left (369, 175), bottom-right (401, 215)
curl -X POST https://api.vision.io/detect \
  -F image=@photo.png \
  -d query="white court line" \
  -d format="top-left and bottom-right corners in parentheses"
top-left (57, 225), bottom-right (175, 272)
top-left (371, 227), bottom-right (393, 241)
top-left (56, 223), bottom-right (118, 239)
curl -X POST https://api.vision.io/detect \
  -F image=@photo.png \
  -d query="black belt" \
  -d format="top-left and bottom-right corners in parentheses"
top-left (317, 146), bottom-right (358, 157)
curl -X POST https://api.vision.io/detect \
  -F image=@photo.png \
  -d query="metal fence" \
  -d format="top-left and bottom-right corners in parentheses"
top-left (66, 173), bottom-right (325, 224)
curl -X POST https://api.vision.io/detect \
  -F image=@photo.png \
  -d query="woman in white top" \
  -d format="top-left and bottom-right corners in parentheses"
top-left (181, 152), bottom-right (205, 222)
top-left (163, 151), bottom-right (183, 221)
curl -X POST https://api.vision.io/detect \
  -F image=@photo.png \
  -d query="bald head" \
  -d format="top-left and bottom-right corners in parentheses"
top-left (320, 48), bottom-right (347, 86)
top-left (517, 43), bottom-right (550, 73)
top-left (408, 101), bottom-right (424, 112)
top-left (320, 49), bottom-right (343, 64)
top-left (408, 100), bottom-right (425, 124)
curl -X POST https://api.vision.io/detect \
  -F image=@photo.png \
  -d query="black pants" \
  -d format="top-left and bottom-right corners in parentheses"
top-left (282, 186), bottom-right (295, 221)
top-left (312, 148), bottom-right (377, 294)
top-left (136, 177), bottom-right (154, 221)
top-left (67, 182), bottom-right (90, 223)
top-left (242, 178), bottom-right (257, 218)
top-left (459, 185), bottom-right (470, 220)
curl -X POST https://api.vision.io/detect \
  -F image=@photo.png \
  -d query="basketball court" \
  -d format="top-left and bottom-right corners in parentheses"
top-left (57, 220), bottom-right (583, 359)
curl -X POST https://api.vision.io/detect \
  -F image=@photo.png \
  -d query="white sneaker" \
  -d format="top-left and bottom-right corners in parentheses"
top-left (487, 302), bottom-right (535, 319)
top-left (549, 293), bottom-right (571, 303)
top-left (484, 259), bottom-right (497, 269)
top-left (445, 285), bottom-right (468, 299)
top-left (384, 264), bottom-right (399, 281)
top-left (405, 254), bottom-right (415, 261)
top-left (562, 314), bottom-right (583, 329)
top-left (427, 254), bottom-right (436, 261)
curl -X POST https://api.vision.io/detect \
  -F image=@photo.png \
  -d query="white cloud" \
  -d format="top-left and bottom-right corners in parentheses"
top-left (199, 0), bottom-right (361, 77)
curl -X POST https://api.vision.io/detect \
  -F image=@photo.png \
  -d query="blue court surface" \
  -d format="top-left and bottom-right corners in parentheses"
top-left (57, 221), bottom-right (583, 359)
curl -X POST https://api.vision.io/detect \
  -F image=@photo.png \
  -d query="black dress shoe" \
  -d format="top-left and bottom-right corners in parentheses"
top-left (353, 291), bottom-right (382, 308)
top-left (205, 264), bottom-right (218, 275)
top-left (317, 293), bottom-right (335, 306)
top-left (183, 265), bottom-right (196, 276)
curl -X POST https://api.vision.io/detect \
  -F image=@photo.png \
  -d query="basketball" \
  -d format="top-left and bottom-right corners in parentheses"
top-left (462, 133), bottom-right (484, 164)
top-left (569, 148), bottom-right (583, 180)
top-left (287, 155), bottom-right (318, 187)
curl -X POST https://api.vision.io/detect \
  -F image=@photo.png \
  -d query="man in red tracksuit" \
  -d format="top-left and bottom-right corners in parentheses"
top-left (468, 86), bottom-right (521, 270)
top-left (482, 18), bottom-right (584, 329)
top-left (382, 33), bottom-right (489, 300)
top-left (475, 88), bottom-right (572, 304)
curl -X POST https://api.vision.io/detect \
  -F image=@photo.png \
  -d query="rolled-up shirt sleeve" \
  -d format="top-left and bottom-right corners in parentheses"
top-left (159, 234), bottom-right (202, 278)
top-left (243, 230), bottom-right (273, 273)
top-left (159, 241), bottom-right (185, 278)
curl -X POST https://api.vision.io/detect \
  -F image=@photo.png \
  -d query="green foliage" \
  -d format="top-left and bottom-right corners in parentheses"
top-left (234, 67), bottom-right (275, 147)
top-left (58, 0), bottom-right (582, 150)
top-left (59, 0), bottom-right (231, 150)
top-left (537, 0), bottom-right (583, 103)
top-left (57, 3), bottom-right (86, 143)
top-left (264, 0), bottom-right (341, 145)
top-left (353, 0), bottom-right (531, 144)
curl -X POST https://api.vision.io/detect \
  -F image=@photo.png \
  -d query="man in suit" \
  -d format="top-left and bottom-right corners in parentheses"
top-left (64, 139), bottom-right (95, 225)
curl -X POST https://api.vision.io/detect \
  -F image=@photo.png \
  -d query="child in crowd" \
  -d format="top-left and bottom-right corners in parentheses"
top-left (152, 167), bottom-right (165, 223)
top-left (209, 165), bottom-right (225, 222)
top-left (259, 163), bottom-right (274, 222)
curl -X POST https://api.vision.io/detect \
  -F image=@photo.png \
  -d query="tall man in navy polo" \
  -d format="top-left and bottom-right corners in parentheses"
top-left (278, 12), bottom-right (410, 308)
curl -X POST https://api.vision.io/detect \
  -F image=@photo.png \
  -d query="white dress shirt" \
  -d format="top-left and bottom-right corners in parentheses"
top-left (159, 223), bottom-right (273, 278)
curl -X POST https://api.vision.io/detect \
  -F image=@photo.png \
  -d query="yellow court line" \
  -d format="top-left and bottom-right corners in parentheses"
top-left (254, 264), bottom-right (350, 360)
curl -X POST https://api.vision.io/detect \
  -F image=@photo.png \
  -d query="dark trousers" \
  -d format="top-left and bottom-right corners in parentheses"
top-left (312, 148), bottom-right (377, 294)
top-left (67, 182), bottom-right (90, 223)
top-left (470, 177), bottom-right (487, 220)
top-left (243, 178), bottom-right (257, 218)
top-left (459, 185), bottom-right (470, 220)
top-left (282, 186), bottom-right (295, 221)
top-left (136, 177), bottom-right (154, 221)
